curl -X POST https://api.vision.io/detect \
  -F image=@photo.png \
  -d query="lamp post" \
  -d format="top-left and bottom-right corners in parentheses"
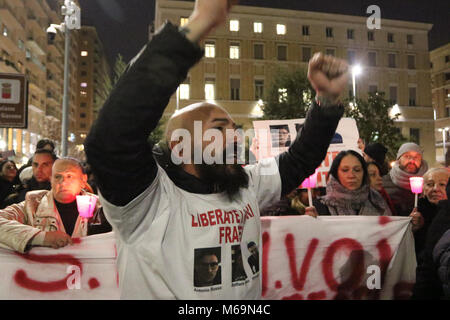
top-left (47, 1), bottom-right (80, 156)
top-left (439, 127), bottom-right (449, 165)
top-left (351, 64), bottom-right (362, 103)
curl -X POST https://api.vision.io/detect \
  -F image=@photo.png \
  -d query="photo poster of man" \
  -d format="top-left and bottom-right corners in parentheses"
top-left (252, 118), bottom-right (360, 187)
top-left (193, 247), bottom-right (222, 288)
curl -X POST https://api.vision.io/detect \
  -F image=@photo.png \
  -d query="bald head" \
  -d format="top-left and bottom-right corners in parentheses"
top-left (51, 158), bottom-right (87, 203)
top-left (165, 102), bottom-right (231, 143)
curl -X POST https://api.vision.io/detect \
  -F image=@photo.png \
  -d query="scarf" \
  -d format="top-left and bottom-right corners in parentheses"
top-left (320, 175), bottom-right (388, 216)
top-left (389, 160), bottom-right (428, 190)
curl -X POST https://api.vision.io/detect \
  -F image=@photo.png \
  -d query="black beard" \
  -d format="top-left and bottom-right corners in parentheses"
top-left (196, 163), bottom-right (249, 200)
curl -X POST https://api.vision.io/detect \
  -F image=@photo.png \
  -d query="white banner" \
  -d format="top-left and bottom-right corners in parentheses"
top-left (252, 118), bottom-right (360, 186)
top-left (261, 216), bottom-right (416, 300)
top-left (0, 217), bottom-right (416, 300)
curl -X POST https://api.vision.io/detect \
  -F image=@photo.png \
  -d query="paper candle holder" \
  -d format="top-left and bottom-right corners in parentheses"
top-left (409, 177), bottom-right (423, 194)
top-left (76, 195), bottom-right (97, 218)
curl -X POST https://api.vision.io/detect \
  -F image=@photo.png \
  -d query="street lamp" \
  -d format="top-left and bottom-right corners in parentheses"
top-left (47, 0), bottom-right (80, 156)
top-left (351, 64), bottom-right (362, 103)
top-left (438, 127), bottom-right (449, 165)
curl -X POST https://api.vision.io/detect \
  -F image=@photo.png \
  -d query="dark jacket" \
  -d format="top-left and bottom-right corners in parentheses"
top-left (0, 178), bottom-right (16, 209)
top-left (382, 173), bottom-right (415, 216)
top-left (433, 229), bottom-right (450, 299)
top-left (415, 197), bottom-right (440, 257)
top-left (84, 22), bottom-right (344, 208)
top-left (412, 200), bottom-right (450, 299)
top-left (3, 176), bottom-right (51, 206)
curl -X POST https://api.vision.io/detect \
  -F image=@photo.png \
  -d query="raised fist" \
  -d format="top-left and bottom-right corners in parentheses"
top-left (307, 52), bottom-right (349, 103)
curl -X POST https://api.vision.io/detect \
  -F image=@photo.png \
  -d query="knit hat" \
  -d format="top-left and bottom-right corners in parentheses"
top-left (396, 142), bottom-right (423, 160)
top-left (364, 143), bottom-right (387, 165)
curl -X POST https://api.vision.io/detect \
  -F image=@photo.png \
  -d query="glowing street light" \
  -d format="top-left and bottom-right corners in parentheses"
top-left (351, 64), bottom-right (362, 102)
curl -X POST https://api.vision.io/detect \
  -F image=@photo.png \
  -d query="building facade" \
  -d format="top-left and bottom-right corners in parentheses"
top-left (75, 26), bottom-right (110, 149)
top-left (154, 0), bottom-right (436, 166)
top-left (0, 0), bottom-right (109, 162)
top-left (430, 43), bottom-right (450, 165)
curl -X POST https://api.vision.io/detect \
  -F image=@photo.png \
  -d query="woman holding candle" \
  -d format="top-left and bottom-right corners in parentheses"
top-left (413, 168), bottom-right (450, 257)
top-left (307, 150), bottom-right (391, 216)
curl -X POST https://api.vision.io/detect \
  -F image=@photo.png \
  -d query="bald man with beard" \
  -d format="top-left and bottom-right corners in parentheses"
top-left (84, 0), bottom-right (348, 299)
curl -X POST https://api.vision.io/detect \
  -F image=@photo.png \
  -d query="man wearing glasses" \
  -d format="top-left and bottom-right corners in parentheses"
top-left (383, 142), bottom-right (429, 216)
top-left (194, 249), bottom-right (221, 287)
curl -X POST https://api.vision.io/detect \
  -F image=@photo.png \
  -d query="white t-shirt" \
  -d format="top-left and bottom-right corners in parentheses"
top-left (100, 158), bottom-right (281, 299)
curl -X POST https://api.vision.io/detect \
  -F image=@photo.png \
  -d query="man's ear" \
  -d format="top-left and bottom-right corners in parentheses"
top-left (82, 173), bottom-right (88, 184)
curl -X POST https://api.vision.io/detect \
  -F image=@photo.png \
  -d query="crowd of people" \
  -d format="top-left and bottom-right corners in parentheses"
top-left (0, 0), bottom-right (449, 300)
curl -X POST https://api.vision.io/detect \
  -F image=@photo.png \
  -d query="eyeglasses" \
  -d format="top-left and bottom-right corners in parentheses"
top-left (402, 155), bottom-right (421, 161)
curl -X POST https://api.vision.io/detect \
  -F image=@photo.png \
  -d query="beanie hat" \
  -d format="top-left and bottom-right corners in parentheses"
top-left (396, 142), bottom-right (423, 160)
top-left (364, 143), bottom-right (387, 165)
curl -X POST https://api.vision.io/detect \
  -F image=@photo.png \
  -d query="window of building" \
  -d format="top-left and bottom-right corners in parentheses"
top-left (254, 43), bottom-right (264, 60)
top-left (81, 51), bottom-right (88, 57)
top-left (81, 70), bottom-right (87, 77)
top-left (347, 29), bottom-right (354, 40)
top-left (179, 83), bottom-right (190, 100)
top-left (347, 50), bottom-right (356, 65)
top-left (407, 55), bottom-right (416, 69)
top-left (205, 41), bottom-right (215, 58)
top-left (302, 25), bottom-right (309, 36)
top-left (81, 102), bottom-right (87, 107)
top-left (409, 87), bottom-right (417, 106)
top-left (325, 48), bottom-right (335, 56)
top-left (230, 78), bottom-right (240, 100)
top-left (205, 78), bottom-right (215, 100)
top-left (230, 20), bottom-right (239, 32)
top-left (326, 27), bottom-right (333, 38)
top-left (389, 86), bottom-right (397, 105)
top-left (80, 82), bottom-right (87, 88)
top-left (277, 45), bottom-right (287, 61)
top-left (410, 128), bottom-right (420, 144)
top-left (368, 31), bottom-right (374, 41)
top-left (255, 79), bottom-right (264, 100)
top-left (254, 22), bottom-right (263, 33)
top-left (276, 24), bottom-right (286, 35)
top-left (407, 34), bottom-right (413, 45)
top-left (368, 52), bottom-right (377, 67)
top-left (2, 26), bottom-right (8, 37)
top-left (180, 17), bottom-right (189, 27)
top-left (388, 33), bottom-right (394, 43)
top-left (445, 55), bottom-right (450, 63)
top-left (388, 53), bottom-right (396, 68)
top-left (80, 123), bottom-right (86, 129)
top-left (80, 90), bottom-right (87, 97)
top-left (445, 73), bottom-right (450, 81)
top-left (302, 47), bottom-right (311, 62)
top-left (18, 39), bottom-right (24, 50)
top-left (278, 88), bottom-right (288, 103)
top-left (80, 113), bottom-right (86, 118)
top-left (229, 42), bottom-right (240, 59)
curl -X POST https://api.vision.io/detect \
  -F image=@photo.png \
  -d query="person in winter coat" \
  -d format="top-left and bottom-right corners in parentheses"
top-left (0, 158), bottom-right (111, 253)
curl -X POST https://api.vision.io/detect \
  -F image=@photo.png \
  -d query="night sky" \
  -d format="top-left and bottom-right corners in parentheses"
top-left (77, 0), bottom-right (450, 68)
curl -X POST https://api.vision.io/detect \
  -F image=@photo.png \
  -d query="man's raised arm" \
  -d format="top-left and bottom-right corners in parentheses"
top-left (278, 53), bottom-right (349, 196)
top-left (84, 0), bottom-right (233, 206)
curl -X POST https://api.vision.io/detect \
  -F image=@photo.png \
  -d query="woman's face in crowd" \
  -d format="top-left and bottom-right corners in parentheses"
top-left (337, 155), bottom-right (364, 191)
top-left (423, 171), bottom-right (449, 204)
top-left (2, 161), bottom-right (17, 182)
top-left (367, 163), bottom-right (383, 191)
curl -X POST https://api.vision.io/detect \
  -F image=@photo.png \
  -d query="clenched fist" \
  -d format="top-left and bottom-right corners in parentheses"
top-left (43, 231), bottom-right (73, 249)
top-left (308, 52), bottom-right (349, 104)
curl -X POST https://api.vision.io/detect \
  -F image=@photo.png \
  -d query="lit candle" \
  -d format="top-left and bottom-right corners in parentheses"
top-left (409, 177), bottom-right (423, 208)
top-left (301, 169), bottom-right (319, 207)
top-left (76, 195), bottom-right (98, 218)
